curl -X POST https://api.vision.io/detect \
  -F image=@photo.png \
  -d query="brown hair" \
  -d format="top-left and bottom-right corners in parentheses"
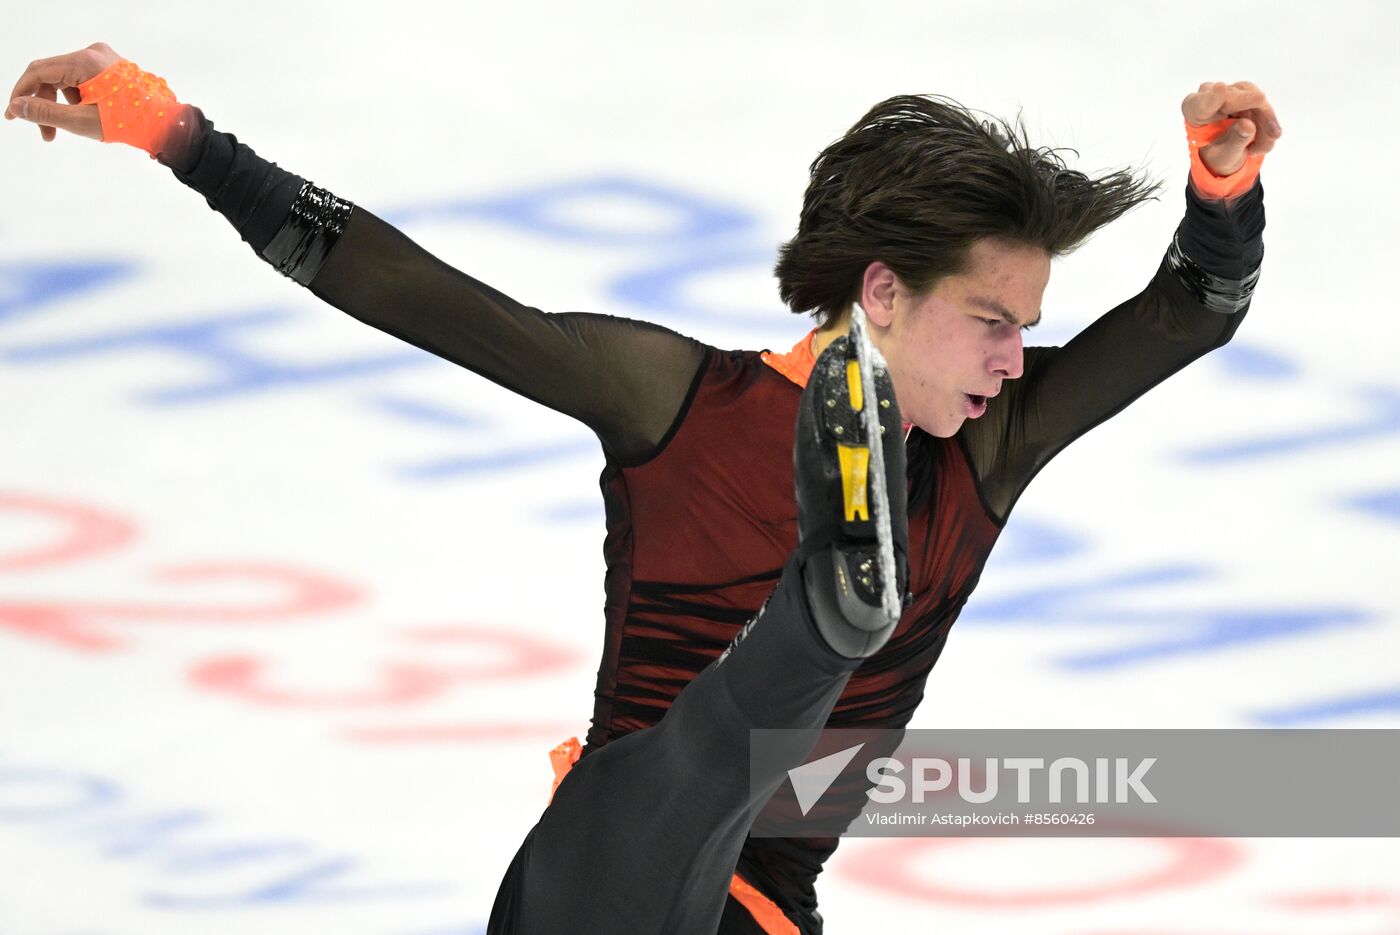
top-left (774, 94), bottom-right (1163, 324)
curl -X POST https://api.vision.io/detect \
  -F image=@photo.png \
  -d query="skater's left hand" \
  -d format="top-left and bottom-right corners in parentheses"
top-left (1182, 80), bottom-right (1282, 177)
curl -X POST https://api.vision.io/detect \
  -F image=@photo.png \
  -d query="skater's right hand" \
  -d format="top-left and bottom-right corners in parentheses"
top-left (6, 42), bottom-right (124, 143)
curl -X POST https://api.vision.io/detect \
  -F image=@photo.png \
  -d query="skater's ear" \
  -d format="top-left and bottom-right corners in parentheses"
top-left (858, 260), bottom-right (899, 328)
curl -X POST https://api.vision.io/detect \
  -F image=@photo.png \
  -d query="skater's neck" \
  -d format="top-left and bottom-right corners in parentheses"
top-left (811, 311), bottom-right (851, 359)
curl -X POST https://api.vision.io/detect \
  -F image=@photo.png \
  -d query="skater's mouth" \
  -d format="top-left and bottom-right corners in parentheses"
top-left (964, 393), bottom-right (989, 418)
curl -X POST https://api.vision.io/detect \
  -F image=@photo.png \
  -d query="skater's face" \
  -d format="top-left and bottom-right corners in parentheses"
top-left (861, 238), bottom-right (1050, 438)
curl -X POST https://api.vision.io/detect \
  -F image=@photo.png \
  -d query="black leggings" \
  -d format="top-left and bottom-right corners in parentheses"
top-left (487, 555), bottom-right (860, 934)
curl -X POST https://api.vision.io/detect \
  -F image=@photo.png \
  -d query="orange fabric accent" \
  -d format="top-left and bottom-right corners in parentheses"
top-left (544, 736), bottom-right (798, 934)
top-left (729, 872), bottom-right (801, 935)
top-left (547, 735), bottom-right (582, 802)
top-left (1185, 116), bottom-right (1264, 203)
top-left (762, 326), bottom-right (914, 436)
top-left (78, 59), bottom-right (187, 160)
top-left (760, 328), bottom-right (820, 389)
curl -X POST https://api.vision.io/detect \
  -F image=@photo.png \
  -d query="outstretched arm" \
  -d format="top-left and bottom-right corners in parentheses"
top-left (963, 81), bottom-right (1280, 522)
top-left (6, 44), bottom-right (707, 466)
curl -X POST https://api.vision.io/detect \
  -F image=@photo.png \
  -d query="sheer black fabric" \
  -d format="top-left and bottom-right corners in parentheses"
top-left (158, 107), bottom-right (708, 466)
top-left (961, 180), bottom-right (1262, 522)
top-left (160, 104), bottom-right (1262, 507)
top-left (308, 209), bottom-right (709, 465)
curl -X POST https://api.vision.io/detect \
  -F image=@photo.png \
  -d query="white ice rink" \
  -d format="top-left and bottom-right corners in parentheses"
top-left (2, 1), bottom-right (1397, 932)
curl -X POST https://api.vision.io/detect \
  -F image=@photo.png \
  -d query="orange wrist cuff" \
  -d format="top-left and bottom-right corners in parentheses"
top-left (1185, 116), bottom-right (1264, 202)
top-left (77, 59), bottom-right (188, 160)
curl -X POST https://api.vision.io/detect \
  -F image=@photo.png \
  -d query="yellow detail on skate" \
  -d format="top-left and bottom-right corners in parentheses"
top-left (845, 360), bottom-right (864, 411)
top-left (838, 444), bottom-right (870, 522)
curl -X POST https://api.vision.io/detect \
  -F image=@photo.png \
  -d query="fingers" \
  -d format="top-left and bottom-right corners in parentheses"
top-left (7, 46), bottom-right (120, 142)
top-left (7, 90), bottom-right (105, 142)
top-left (1200, 121), bottom-right (1258, 176)
top-left (9, 52), bottom-right (99, 107)
top-left (6, 44), bottom-right (122, 141)
top-left (37, 82), bottom-right (58, 143)
top-left (1183, 80), bottom-right (1272, 128)
top-left (1183, 81), bottom-right (1266, 125)
top-left (1182, 80), bottom-right (1283, 162)
top-left (10, 94), bottom-right (79, 138)
top-left (1228, 80), bottom-right (1282, 155)
top-left (1182, 82), bottom-right (1223, 124)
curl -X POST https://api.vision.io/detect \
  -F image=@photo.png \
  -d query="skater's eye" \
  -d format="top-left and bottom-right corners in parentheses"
top-left (968, 296), bottom-right (1042, 332)
top-left (982, 317), bottom-right (1033, 333)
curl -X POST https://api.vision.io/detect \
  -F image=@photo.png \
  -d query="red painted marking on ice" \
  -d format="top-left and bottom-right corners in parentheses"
top-left (189, 625), bottom-right (579, 709)
top-left (841, 836), bottom-right (1244, 906)
top-left (1275, 890), bottom-right (1400, 909)
top-left (74, 563), bottom-right (362, 620)
top-left (191, 656), bottom-right (459, 707)
top-left (397, 626), bottom-right (578, 680)
top-left (0, 492), bottom-right (134, 569)
top-left (344, 722), bottom-right (581, 743)
top-left (0, 492), bottom-right (363, 651)
top-left (0, 493), bottom-right (137, 649)
top-left (1, 562), bottom-right (361, 652)
top-left (0, 603), bottom-right (123, 651)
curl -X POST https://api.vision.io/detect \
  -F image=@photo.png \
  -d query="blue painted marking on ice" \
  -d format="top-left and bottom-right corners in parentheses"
top-left (144, 856), bottom-right (445, 909)
top-left (0, 260), bottom-right (133, 325)
top-left (993, 515), bottom-right (1090, 565)
top-left (1342, 486), bottom-right (1400, 525)
top-left (383, 176), bottom-right (752, 246)
top-left (608, 247), bottom-right (784, 331)
top-left (360, 393), bottom-right (599, 483)
top-left (966, 564), bottom-right (1208, 622)
top-left (1252, 686), bottom-right (1400, 724)
top-left (394, 438), bottom-right (598, 480)
top-left (0, 755), bottom-right (448, 910)
top-left (1179, 385), bottom-right (1400, 463)
top-left (1210, 341), bottom-right (1301, 380)
top-left (160, 842), bottom-right (316, 873)
top-left (533, 499), bottom-right (604, 524)
top-left (0, 768), bottom-right (121, 820)
top-left (962, 563), bottom-right (1372, 669)
top-left (1055, 606), bottom-right (1371, 669)
top-left (364, 393), bottom-right (492, 431)
top-left (70, 809), bottom-right (221, 860)
top-left (384, 176), bottom-right (781, 330)
top-left (0, 308), bottom-right (425, 404)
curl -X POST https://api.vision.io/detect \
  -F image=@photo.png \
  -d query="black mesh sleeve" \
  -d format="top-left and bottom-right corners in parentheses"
top-left (156, 107), bottom-right (708, 465)
top-left (961, 178), bottom-right (1266, 522)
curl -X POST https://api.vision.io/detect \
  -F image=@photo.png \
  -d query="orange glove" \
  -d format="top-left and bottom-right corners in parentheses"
top-left (1180, 81), bottom-right (1281, 202)
top-left (1186, 116), bottom-right (1264, 202)
top-left (77, 58), bottom-right (188, 159)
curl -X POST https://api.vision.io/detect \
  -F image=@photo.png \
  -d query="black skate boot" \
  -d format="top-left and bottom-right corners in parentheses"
top-left (794, 313), bottom-right (910, 659)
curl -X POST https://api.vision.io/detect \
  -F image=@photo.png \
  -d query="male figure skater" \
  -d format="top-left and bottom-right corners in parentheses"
top-left (7, 43), bottom-right (1279, 933)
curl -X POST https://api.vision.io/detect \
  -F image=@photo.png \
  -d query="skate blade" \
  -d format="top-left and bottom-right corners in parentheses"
top-left (847, 304), bottom-right (901, 627)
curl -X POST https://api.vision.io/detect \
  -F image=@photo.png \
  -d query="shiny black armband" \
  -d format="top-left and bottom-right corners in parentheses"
top-left (259, 180), bottom-right (355, 286)
top-left (1164, 230), bottom-right (1261, 315)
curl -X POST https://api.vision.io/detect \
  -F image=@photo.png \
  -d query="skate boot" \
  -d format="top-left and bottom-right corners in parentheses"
top-left (794, 310), bottom-right (910, 659)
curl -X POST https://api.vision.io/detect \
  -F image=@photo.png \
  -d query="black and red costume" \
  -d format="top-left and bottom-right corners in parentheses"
top-left (153, 106), bottom-right (1265, 933)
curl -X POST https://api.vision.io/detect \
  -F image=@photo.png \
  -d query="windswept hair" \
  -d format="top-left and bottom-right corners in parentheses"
top-left (775, 94), bottom-right (1163, 324)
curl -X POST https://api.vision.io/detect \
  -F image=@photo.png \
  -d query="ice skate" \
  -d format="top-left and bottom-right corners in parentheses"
top-left (794, 306), bottom-right (910, 659)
